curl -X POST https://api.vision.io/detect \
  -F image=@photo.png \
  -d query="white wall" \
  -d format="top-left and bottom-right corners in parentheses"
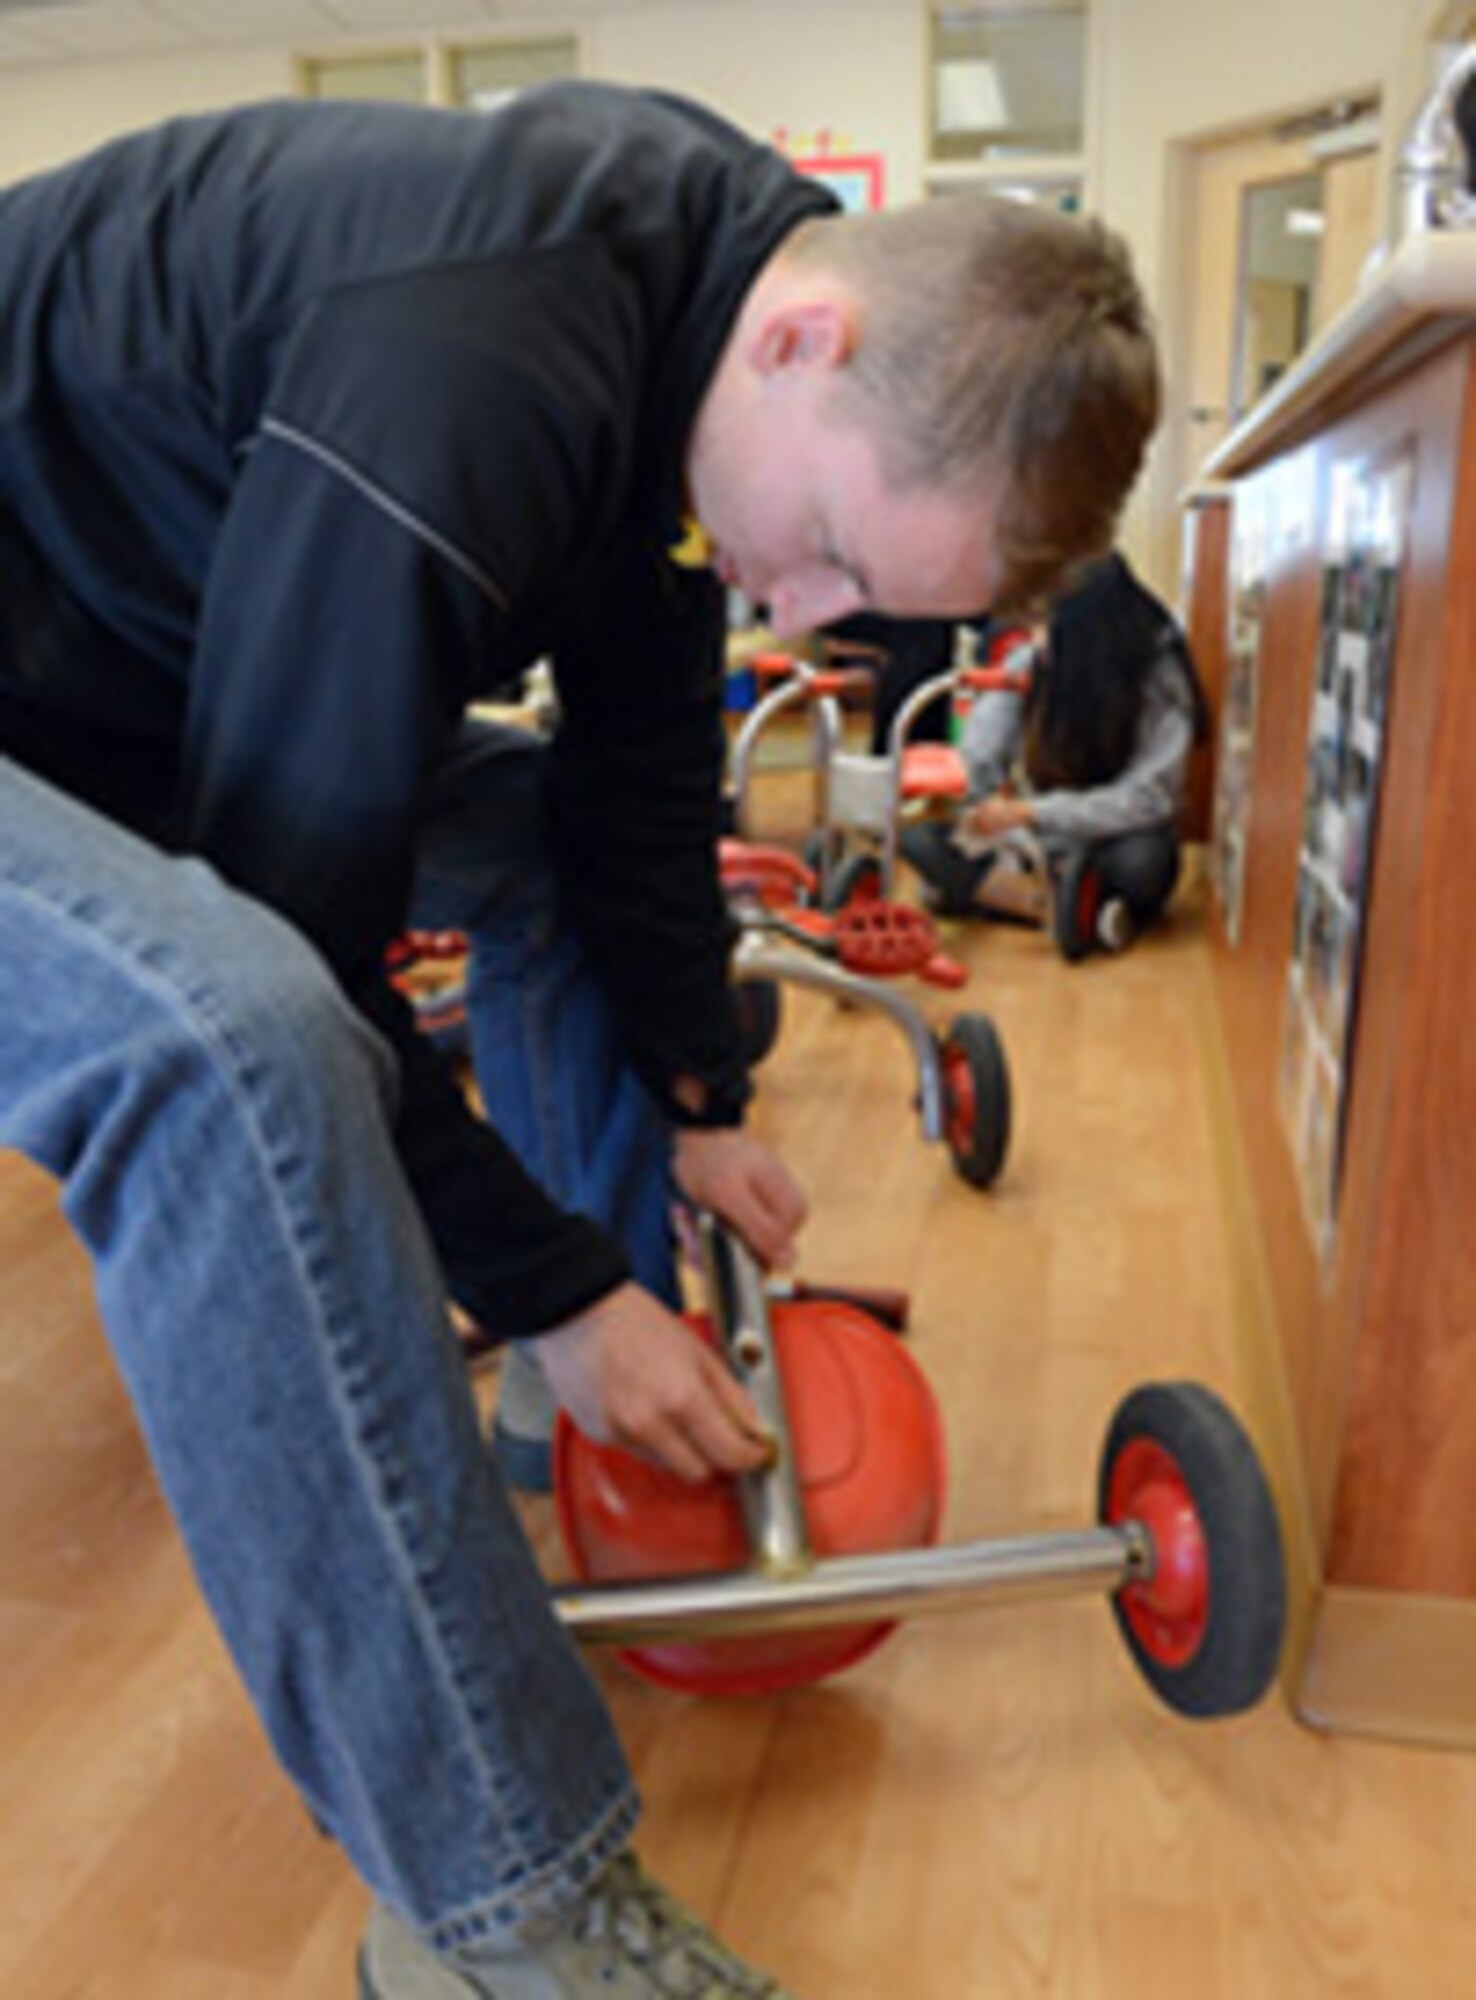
top-left (1092, 0), bottom-right (1429, 583)
top-left (0, 47), bottom-right (295, 179)
top-left (0, 3), bottom-right (924, 196)
top-left (1096, 0), bottom-right (1414, 298)
top-left (586, 2), bottom-right (926, 202)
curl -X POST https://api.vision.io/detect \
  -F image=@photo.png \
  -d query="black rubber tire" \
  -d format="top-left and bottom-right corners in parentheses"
top-left (734, 977), bottom-right (784, 1070)
top-left (800, 829), bottom-right (835, 907)
top-left (939, 1012), bottom-right (1011, 1188)
top-left (1098, 1382), bottom-right (1287, 1719)
top-left (1052, 849), bottom-right (1101, 963)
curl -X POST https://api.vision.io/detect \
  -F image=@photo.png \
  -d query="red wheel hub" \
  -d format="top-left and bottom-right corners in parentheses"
top-left (1105, 1438), bottom-right (1209, 1667)
top-left (1075, 868), bottom-right (1102, 942)
top-left (940, 1039), bottom-right (977, 1158)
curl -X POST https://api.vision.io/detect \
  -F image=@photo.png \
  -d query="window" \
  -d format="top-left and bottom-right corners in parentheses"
top-left (297, 50), bottom-right (426, 105)
top-left (1233, 174), bottom-right (1323, 413)
top-left (447, 37), bottom-right (580, 115)
top-left (926, 2), bottom-right (1089, 210)
top-left (296, 36), bottom-right (580, 112)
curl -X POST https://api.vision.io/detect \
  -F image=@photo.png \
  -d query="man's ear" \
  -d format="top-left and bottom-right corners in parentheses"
top-left (748, 296), bottom-right (858, 377)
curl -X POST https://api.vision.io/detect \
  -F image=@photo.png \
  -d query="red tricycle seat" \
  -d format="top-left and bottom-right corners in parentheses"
top-left (899, 743), bottom-right (969, 802)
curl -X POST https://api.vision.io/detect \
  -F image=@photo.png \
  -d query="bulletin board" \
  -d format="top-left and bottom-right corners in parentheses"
top-left (1212, 480), bottom-right (1269, 945)
top-left (790, 152), bottom-right (886, 213)
top-left (1213, 450), bottom-right (1317, 945)
top-left (1277, 449), bottom-right (1411, 1261)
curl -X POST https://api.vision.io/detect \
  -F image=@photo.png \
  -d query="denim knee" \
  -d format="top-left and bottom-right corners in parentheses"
top-left (185, 880), bottom-right (398, 1122)
top-left (4, 847), bottom-right (397, 1206)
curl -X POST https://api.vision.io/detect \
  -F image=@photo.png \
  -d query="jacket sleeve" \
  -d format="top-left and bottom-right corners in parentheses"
top-left (178, 427), bottom-right (630, 1336)
top-left (544, 544), bottom-right (752, 1129)
top-left (959, 685), bottom-right (1026, 800)
top-left (1026, 651), bottom-right (1197, 845)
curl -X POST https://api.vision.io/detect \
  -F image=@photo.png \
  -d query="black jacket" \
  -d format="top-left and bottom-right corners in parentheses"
top-left (0, 82), bottom-right (834, 1334)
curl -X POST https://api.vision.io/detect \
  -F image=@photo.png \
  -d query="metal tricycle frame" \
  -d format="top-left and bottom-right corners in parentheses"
top-left (727, 657), bottom-right (1029, 908)
top-left (554, 1220), bottom-right (1288, 1721)
top-left (720, 842), bottom-right (1011, 1189)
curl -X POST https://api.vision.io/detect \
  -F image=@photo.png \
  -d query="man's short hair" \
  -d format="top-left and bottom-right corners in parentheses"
top-left (788, 196), bottom-right (1160, 611)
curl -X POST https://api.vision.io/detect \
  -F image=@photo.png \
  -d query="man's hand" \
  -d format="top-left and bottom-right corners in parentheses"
top-left (673, 1126), bottom-right (807, 1270)
top-left (537, 1281), bottom-right (775, 1483)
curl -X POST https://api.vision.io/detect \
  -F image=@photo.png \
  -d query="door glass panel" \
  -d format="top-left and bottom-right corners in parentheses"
top-left (1234, 172), bottom-right (1323, 416)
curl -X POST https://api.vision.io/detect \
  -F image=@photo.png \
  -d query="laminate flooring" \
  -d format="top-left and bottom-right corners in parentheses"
top-left (3, 850), bottom-right (1473, 1997)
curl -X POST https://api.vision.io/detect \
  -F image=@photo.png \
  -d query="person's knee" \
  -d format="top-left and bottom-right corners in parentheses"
top-left (1097, 825), bottom-right (1179, 915)
top-left (161, 860), bottom-right (397, 1117)
top-left (13, 861), bottom-right (395, 1234)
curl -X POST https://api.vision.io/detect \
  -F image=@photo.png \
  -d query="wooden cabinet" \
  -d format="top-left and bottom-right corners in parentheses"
top-left (1179, 488), bottom-right (1230, 843)
top-left (1189, 242), bottom-right (1476, 1747)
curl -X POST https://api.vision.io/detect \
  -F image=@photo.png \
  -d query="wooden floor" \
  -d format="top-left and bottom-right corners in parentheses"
top-left (4, 857), bottom-right (1476, 1997)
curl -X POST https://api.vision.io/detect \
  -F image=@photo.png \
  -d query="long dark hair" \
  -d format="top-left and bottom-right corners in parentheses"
top-left (1023, 553), bottom-right (1207, 791)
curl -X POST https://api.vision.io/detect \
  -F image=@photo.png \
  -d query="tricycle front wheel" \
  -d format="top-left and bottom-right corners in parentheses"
top-left (938, 1013), bottom-right (1011, 1189)
top-left (1099, 1382), bottom-right (1286, 1718)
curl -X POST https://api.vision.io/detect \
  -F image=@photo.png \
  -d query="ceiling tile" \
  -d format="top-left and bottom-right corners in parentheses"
top-left (0, 0), bottom-right (771, 69)
top-left (149, 1), bottom-right (345, 45)
top-left (319, 0), bottom-right (501, 29)
top-left (0, 3), bottom-right (188, 58)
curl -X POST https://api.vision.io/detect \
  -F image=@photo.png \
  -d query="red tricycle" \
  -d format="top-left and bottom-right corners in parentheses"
top-left (554, 1217), bottom-right (1288, 1721)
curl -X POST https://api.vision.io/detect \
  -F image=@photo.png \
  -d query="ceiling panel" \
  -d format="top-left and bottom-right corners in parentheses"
top-left (0, 2), bottom-right (194, 58)
top-left (149, 1), bottom-right (350, 46)
top-left (0, 0), bottom-right (773, 68)
top-left (309, 0), bottom-right (499, 31)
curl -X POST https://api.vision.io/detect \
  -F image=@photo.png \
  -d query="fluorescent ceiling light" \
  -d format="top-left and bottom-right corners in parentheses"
top-left (935, 59), bottom-right (1008, 134)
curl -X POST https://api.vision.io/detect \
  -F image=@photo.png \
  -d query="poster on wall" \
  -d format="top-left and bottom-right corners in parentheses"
top-left (1211, 478), bottom-right (1270, 944)
top-left (1277, 450), bottom-right (1412, 1262)
top-left (772, 129), bottom-right (887, 213)
top-left (792, 152), bottom-right (886, 212)
top-left (1211, 448), bottom-right (1317, 944)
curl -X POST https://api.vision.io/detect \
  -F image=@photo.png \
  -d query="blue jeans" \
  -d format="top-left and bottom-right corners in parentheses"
top-left (411, 720), bottom-right (679, 1310)
top-left (0, 754), bottom-right (638, 1950)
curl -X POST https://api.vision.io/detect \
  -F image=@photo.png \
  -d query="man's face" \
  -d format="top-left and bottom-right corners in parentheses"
top-left (687, 346), bottom-right (1001, 640)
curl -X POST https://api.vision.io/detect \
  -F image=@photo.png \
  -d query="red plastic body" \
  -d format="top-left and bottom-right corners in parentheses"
top-left (555, 1300), bottom-right (948, 1695)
